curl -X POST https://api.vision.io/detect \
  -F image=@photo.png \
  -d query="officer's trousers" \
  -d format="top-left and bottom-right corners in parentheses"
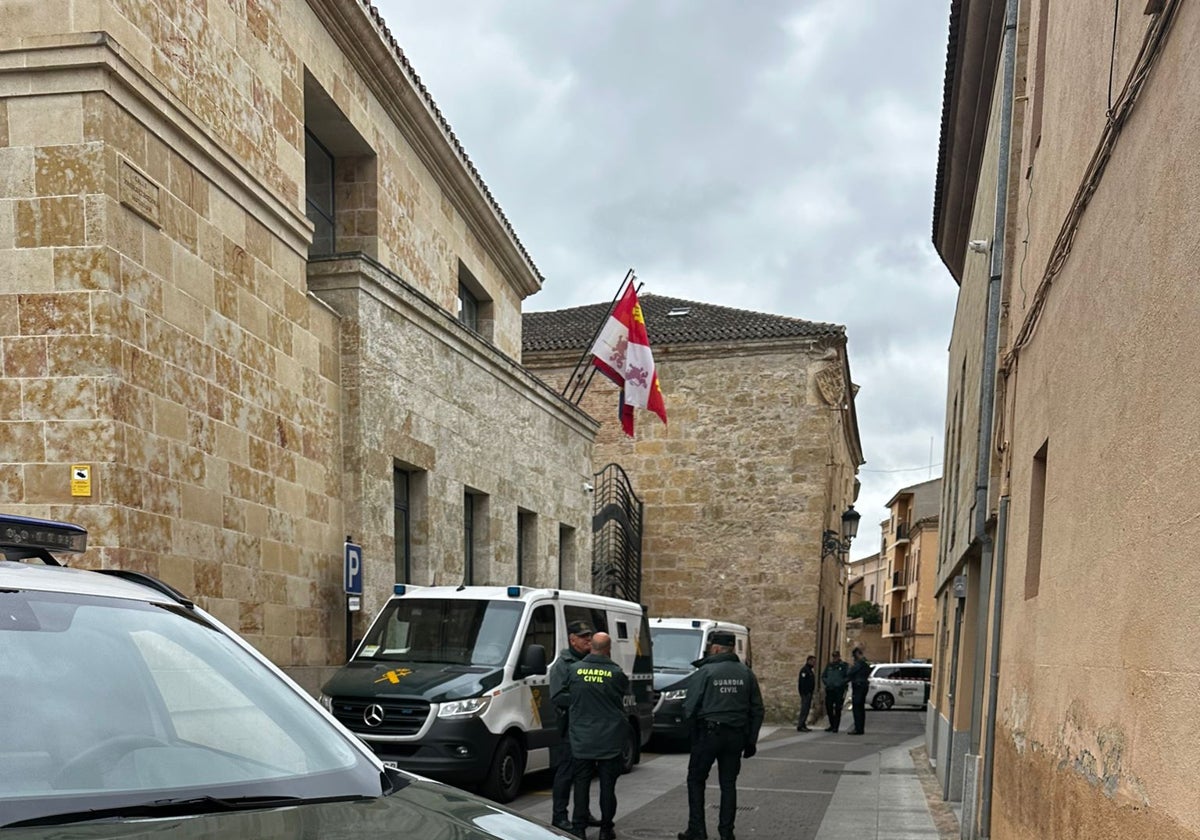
top-left (572, 754), bottom-right (621, 834)
top-left (851, 685), bottom-right (868, 733)
top-left (551, 740), bottom-right (578, 824)
top-left (797, 691), bottom-right (813, 729)
top-left (825, 689), bottom-right (846, 732)
top-left (686, 724), bottom-right (744, 838)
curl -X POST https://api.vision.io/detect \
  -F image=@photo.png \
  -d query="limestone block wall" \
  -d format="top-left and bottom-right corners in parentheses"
top-left (526, 339), bottom-right (860, 719)
top-left (1, 1), bottom-right (592, 692)
top-left (309, 257), bottom-right (597, 628)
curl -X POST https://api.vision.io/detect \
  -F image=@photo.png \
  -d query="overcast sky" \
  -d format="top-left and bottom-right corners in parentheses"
top-left (373, 1), bottom-right (956, 561)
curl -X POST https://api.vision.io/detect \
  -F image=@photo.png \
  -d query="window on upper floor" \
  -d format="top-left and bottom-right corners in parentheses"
top-left (457, 262), bottom-right (494, 340)
top-left (304, 73), bottom-right (377, 260)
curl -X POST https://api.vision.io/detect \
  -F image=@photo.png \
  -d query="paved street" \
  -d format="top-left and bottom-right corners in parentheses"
top-left (506, 709), bottom-right (944, 839)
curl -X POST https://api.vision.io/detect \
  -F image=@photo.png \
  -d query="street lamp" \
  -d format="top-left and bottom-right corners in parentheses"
top-left (821, 505), bottom-right (861, 562)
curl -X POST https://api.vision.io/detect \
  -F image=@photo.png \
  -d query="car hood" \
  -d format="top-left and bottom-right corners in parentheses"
top-left (2, 777), bottom-right (573, 839)
top-left (653, 669), bottom-right (693, 692)
top-left (322, 660), bottom-right (504, 703)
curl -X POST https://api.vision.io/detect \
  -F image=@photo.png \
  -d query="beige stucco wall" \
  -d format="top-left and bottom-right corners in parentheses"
top-left (526, 337), bottom-right (861, 720)
top-left (0, 1), bottom-right (594, 691)
top-left (990, 3), bottom-right (1200, 837)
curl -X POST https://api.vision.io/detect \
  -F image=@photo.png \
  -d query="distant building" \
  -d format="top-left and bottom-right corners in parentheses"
top-left (0, 1), bottom-right (595, 692)
top-left (879, 478), bottom-right (940, 663)
top-left (524, 295), bottom-right (864, 719)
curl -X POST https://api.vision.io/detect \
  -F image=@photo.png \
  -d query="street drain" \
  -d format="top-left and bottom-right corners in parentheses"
top-left (709, 804), bottom-right (758, 812)
top-left (822, 769), bottom-right (872, 776)
top-left (881, 768), bottom-right (918, 775)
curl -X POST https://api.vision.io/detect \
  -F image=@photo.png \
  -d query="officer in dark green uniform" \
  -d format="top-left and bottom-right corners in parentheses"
top-left (845, 647), bottom-right (871, 735)
top-left (821, 650), bottom-right (848, 732)
top-left (549, 620), bottom-right (601, 833)
top-left (677, 631), bottom-right (764, 840)
top-left (559, 631), bottom-right (629, 840)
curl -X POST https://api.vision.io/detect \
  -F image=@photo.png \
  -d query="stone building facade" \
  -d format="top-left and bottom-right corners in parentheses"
top-left (0, 0), bottom-right (595, 692)
top-left (930, 2), bottom-right (1200, 837)
top-left (523, 295), bottom-right (864, 720)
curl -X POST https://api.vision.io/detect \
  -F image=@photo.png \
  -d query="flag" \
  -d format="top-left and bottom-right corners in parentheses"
top-left (590, 285), bottom-right (667, 437)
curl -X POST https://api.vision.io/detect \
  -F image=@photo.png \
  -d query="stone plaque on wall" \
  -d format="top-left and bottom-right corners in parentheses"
top-left (119, 159), bottom-right (162, 228)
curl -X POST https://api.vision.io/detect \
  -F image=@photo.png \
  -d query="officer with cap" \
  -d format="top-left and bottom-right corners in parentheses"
top-left (549, 620), bottom-right (602, 833)
top-left (677, 631), bottom-right (764, 840)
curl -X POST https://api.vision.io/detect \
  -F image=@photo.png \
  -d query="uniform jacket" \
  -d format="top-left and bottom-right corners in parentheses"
top-left (559, 652), bottom-right (629, 759)
top-left (798, 663), bottom-right (815, 696)
top-left (683, 651), bottom-right (765, 742)
top-left (549, 645), bottom-right (585, 734)
top-left (846, 657), bottom-right (871, 689)
top-left (822, 660), bottom-right (849, 694)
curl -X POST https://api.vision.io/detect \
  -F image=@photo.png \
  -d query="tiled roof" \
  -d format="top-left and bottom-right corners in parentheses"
top-left (358, 1), bottom-right (542, 283)
top-left (523, 294), bottom-right (844, 353)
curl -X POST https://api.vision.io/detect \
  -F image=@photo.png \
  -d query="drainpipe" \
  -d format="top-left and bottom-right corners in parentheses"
top-left (976, 0), bottom-right (1019, 834)
top-left (980, 495), bottom-right (1010, 838)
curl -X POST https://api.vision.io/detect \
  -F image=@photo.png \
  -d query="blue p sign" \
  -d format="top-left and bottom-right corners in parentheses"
top-left (344, 541), bottom-right (363, 595)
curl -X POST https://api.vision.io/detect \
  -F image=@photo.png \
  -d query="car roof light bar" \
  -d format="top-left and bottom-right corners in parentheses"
top-left (0, 514), bottom-right (88, 565)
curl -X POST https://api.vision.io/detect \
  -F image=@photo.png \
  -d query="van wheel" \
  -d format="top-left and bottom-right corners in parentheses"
top-left (619, 723), bottom-right (638, 774)
top-left (872, 692), bottom-right (894, 711)
top-left (482, 736), bottom-right (525, 803)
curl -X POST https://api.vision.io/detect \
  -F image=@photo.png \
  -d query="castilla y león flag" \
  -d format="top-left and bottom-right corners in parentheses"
top-left (590, 285), bottom-right (667, 437)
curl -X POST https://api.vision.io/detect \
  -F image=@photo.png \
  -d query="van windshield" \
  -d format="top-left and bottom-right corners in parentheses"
top-left (357, 599), bottom-right (524, 667)
top-left (649, 628), bottom-right (703, 671)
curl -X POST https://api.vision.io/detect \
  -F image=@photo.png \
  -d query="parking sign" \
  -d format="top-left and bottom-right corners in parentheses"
top-left (344, 541), bottom-right (363, 595)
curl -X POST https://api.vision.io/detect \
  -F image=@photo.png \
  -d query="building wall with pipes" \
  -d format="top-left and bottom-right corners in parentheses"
top-left (934, 1), bottom-right (1200, 837)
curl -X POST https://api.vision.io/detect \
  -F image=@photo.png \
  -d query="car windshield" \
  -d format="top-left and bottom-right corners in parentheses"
top-left (649, 628), bottom-right (703, 670)
top-left (0, 588), bottom-right (382, 827)
top-left (356, 598), bottom-right (524, 667)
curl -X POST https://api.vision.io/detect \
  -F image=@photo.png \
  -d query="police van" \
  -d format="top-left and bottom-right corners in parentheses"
top-left (320, 585), bottom-right (655, 803)
top-left (647, 617), bottom-right (751, 741)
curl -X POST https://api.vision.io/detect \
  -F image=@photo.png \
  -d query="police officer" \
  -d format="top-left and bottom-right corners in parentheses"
top-left (821, 650), bottom-right (848, 732)
top-left (796, 654), bottom-right (816, 731)
top-left (559, 631), bottom-right (628, 840)
top-left (549, 621), bottom-right (602, 833)
top-left (677, 631), bottom-right (764, 840)
top-left (845, 647), bottom-right (871, 735)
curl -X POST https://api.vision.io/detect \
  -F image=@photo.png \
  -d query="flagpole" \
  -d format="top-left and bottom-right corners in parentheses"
top-left (563, 268), bottom-right (635, 404)
top-left (568, 279), bottom-right (643, 406)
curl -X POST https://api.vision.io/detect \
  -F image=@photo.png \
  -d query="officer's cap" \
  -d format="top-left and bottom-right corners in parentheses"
top-left (567, 621), bottom-right (594, 637)
top-left (710, 631), bottom-right (737, 647)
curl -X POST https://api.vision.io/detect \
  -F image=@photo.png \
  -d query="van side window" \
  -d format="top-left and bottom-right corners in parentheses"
top-left (615, 620), bottom-right (628, 640)
top-left (564, 606), bottom-right (606, 639)
top-left (521, 605), bottom-right (556, 665)
top-left (874, 667), bottom-right (899, 680)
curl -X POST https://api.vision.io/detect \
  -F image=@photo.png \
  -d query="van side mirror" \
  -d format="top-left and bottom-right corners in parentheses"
top-left (517, 643), bottom-right (547, 678)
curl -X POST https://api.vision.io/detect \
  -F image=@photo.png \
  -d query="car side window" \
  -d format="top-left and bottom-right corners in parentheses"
top-left (874, 666), bottom-right (898, 680)
top-left (521, 604), bottom-right (556, 663)
top-left (901, 666), bottom-right (931, 681)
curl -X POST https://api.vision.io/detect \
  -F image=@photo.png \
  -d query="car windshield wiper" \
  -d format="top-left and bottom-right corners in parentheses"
top-left (3, 794), bottom-right (374, 828)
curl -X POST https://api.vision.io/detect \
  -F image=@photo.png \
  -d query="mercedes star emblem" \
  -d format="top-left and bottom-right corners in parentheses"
top-left (364, 703), bottom-right (385, 727)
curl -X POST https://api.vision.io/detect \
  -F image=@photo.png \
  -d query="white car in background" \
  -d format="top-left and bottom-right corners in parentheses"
top-left (863, 662), bottom-right (932, 710)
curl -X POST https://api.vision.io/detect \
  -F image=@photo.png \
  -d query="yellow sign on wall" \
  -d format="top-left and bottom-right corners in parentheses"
top-left (70, 465), bottom-right (92, 497)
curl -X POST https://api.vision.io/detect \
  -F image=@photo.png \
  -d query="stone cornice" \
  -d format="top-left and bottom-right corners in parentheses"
top-left (523, 334), bottom-right (840, 370)
top-left (306, 0), bottom-right (543, 300)
top-left (0, 33), bottom-right (313, 257)
top-left (307, 255), bottom-right (597, 440)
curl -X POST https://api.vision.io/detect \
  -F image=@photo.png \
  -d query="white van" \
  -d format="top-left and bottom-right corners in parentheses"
top-left (320, 585), bottom-right (654, 803)
top-left (648, 617), bottom-right (751, 741)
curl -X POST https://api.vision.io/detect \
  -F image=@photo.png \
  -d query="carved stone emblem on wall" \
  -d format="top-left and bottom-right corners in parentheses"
top-left (815, 365), bottom-right (846, 407)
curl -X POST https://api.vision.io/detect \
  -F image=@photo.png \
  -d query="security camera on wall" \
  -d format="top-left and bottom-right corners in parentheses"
top-left (584, 482), bottom-right (594, 493)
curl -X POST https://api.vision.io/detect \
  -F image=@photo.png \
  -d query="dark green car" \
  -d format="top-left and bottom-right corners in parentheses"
top-left (0, 514), bottom-right (570, 839)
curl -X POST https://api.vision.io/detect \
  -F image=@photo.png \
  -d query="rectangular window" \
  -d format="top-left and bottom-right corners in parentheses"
top-left (305, 131), bottom-right (335, 256)
top-left (457, 283), bottom-right (479, 332)
top-left (456, 262), bottom-right (493, 341)
top-left (558, 525), bottom-right (575, 589)
top-left (517, 510), bottom-right (536, 586)
top-left (615, 620), bottom-right (629, 640)
top-left (1025, 439), bottom-right (1049, 599)
top-left (463, 492), bottom-right (475, 586)
top-left (394, 468), bottom-right (412, 583)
